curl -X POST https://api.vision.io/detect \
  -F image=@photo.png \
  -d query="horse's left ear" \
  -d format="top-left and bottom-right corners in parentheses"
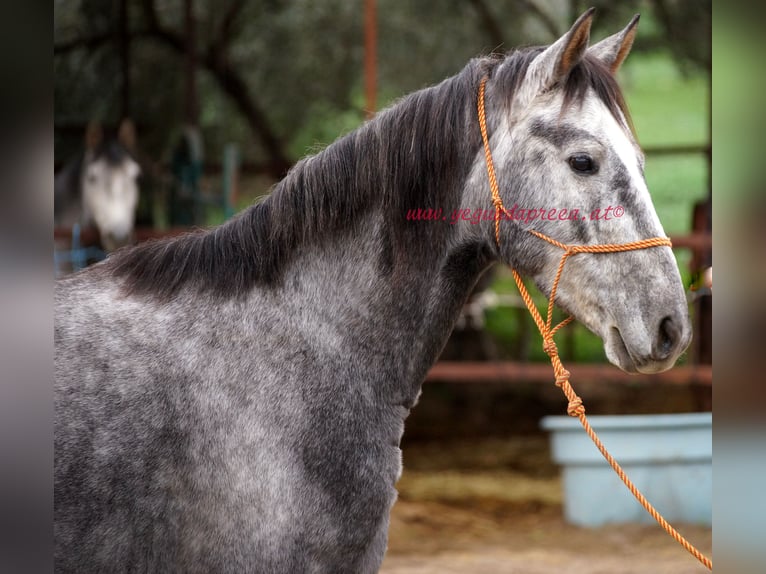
top-left (587, 14), bottom-right (640, 74)
top-left (517, 7), bottom-right (594, 108)
top-left (118, 118), bottom-right (137, 153)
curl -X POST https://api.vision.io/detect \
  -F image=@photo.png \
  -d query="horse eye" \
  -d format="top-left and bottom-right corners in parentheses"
top-left (568, 154), bottom-right (597, 174)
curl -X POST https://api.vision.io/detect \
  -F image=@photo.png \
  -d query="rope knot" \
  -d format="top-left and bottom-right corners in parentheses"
top-left (555, 368), bottom-right (570, 387)
top-left (567, 397), bottom-right (585, 417)
top-left (542, 338), bottom-right (557, 357)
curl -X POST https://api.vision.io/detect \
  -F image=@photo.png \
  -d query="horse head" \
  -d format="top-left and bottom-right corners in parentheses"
top-left (478, 9), bottom-right (691, 374)
top-left (81, 119), bottom-right (141, 252)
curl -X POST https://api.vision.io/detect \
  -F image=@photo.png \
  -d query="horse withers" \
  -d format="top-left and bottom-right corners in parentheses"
top-left (55, 10), bottom-right (691, 573)
top-left (54, 119), bottom-right (141, 253)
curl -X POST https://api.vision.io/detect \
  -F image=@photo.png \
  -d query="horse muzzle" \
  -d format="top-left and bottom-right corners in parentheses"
top-left (605, 309), bottom-right (692, 374)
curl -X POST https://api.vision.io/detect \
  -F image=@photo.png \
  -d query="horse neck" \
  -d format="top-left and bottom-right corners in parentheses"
top-left (257, 81), bottom-right (493, 394)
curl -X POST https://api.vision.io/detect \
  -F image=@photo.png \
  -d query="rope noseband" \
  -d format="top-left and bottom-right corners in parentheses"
top-left (477, 76), bottom-right (711, 570)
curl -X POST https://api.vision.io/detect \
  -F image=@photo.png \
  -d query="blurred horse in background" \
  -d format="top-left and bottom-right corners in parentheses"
top-left (55, 119), bottom-right (141, 252)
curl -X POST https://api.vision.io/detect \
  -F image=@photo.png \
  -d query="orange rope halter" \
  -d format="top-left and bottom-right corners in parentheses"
top-left (477, 76), bottom-right (712, 570)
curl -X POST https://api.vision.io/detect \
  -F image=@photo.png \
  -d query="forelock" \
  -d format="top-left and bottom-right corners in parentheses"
top-left (492, 48), bottom-right (634, 138)
top-left (561, 54), bottom-right (635, 137)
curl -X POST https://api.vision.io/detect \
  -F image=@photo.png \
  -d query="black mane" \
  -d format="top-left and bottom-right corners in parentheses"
top-left (106, 48), bottom-right (632, 300)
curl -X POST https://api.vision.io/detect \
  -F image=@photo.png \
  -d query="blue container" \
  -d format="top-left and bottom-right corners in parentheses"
top-left (541, 413), bottom-right (712, 527)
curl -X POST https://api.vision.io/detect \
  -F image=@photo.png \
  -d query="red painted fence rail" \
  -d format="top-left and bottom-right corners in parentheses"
top-left (426, 361), bottom-right (712, 386)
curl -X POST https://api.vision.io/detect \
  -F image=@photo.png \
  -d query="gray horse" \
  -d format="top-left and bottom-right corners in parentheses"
top-left (55, 10), bottom-right (691, 573)
top-left (55, 120), bottom-right (141, 253)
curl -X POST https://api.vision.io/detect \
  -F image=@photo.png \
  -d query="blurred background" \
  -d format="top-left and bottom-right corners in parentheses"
top-left (53, 1), bottom-right (713, 572)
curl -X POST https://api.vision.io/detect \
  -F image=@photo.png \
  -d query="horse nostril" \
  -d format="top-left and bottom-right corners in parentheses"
top-left (655, 316), bottom-right (679, 360)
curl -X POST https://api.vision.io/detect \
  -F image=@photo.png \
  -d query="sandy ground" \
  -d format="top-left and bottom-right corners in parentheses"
top-left (380, 438), bottom-right (712, 574)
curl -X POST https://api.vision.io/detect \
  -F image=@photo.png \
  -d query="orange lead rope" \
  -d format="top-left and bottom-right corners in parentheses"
top-left (477, 76), bottom-right (712, 570)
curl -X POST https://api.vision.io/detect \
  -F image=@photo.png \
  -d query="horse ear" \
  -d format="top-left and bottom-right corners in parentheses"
top-left (518, 7), bottom-right (594, 106)
top-left (118, 118), bottom-right (137, 152)
top-left (588, 14), bottom-right (640, 74)
top-left (85, 120), bottom-right (102, 151)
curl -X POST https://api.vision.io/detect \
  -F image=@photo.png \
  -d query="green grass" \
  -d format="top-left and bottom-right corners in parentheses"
top-left (644, 155), bottom-right (708, 234)
top-left (620, 52), bottom-right (710, 234)
top-left (483, 269), bottom-right (609, 364)
top-left (621, 53), bottom-right (708, 148)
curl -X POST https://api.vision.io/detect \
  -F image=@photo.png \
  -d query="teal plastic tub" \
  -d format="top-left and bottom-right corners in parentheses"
top-left (541, 413), bottom-right (712, 527)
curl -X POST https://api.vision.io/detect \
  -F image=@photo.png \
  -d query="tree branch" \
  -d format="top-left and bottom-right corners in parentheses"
top-left (54, 31), bottom-right (113, 55)
top-left (138, 0), bottom-right (291, 175)
top-left (467, 0), bottom-right (561, 51)
top-left (215, 0), bottom-right (247, 50)
top-left (58, 0), bottom-right (292, 176)
top-left (516, 0), bottom-right (561, 40)
top-left (467, 0), bottom-right (505, 49)
top-left (140, 0), bottom-right (161, 32)
top-left (140, 0), bottom-right (185, 52)
top-left (200, 52), bottom-right (291, 175)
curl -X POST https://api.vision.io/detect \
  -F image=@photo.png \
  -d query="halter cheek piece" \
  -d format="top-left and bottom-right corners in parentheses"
top-left (477, 74), bottom-right (672, 410)
top-left (477, 76), bottom-right (712, 571)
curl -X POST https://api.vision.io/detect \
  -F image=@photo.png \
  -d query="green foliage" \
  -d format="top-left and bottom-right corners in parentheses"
top-left (483, 273), bottom-right (610, 364)
top-left (54, 1), bottom-right (709, 170)
top-left (644, 155), bottom-right (708, 234)
top-left (622, 52), bottom-right (708, 147)
top-left (622, 51), bottom-right (709, 291)
top-left (287, 96), bottom-right (366, 159)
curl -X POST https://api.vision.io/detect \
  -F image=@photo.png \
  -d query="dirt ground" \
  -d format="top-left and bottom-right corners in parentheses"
top-left (380, 437), bottom-right (712, 574)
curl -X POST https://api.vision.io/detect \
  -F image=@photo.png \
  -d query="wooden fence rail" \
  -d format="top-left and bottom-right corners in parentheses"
top-left (426, 361), bottom-right (711, 386)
